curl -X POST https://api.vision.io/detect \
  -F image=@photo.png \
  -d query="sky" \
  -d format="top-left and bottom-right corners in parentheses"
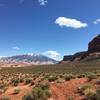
top-left (0, 0), bottom-right (100, 60)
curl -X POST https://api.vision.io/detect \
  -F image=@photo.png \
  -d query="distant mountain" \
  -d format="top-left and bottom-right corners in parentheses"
top-left (0, 54), bottom-right (58, 67)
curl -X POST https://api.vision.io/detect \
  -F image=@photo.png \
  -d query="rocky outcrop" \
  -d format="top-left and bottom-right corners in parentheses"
top-left (88, 34), bottom-right (100, 53)
top-left (63, 55), bottom-right (73, 62)
top-left (62, 51), bottom-right (86, 62)
top-left (61, 34), bottom-right (100, 63)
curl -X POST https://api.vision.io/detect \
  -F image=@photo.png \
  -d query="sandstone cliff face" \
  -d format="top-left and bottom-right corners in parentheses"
top-left (88, 34), bottom-right (100, 53)
top-left (61, 34), bottom-right (100, 63)
top-left (63, 52), bottom-right (86, 62)
top-left (63, 55), bottom-right (73, 61)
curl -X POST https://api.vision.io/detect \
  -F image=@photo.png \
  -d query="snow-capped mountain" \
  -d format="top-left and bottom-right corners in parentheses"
top-left (0, 54), bottom-right (58, 67)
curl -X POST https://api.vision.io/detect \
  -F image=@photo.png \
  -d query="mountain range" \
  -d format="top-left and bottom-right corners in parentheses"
top-left (0, 54), bottom-right (58, 67)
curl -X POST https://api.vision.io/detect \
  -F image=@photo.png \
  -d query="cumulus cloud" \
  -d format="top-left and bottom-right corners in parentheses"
top-left (55, 17), bottom-right (88, 29)
top-left (43, 51), bottom-right (62, 61)
top-left (12, 46), bottom-right (20, 50)
top-left (38, 0), bottom-right (48, 6)
top-left (93, 19), bottom-right (100, 24)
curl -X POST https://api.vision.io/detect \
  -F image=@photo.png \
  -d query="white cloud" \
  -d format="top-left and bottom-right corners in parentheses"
top-left (12, 46), bottom-right (20, 50)
top-left (55, 17), bottom-right (88, 29)
top-left (43, 51), bottom-right (62, 61)
top-left (19, 0), bottom-right (48, 6)
top-left (0, 56), bottom-right (6, 58)
top-left (93, 19), bottom-right (100, 24)
top-left (38, 0), bottom-right (48, 6)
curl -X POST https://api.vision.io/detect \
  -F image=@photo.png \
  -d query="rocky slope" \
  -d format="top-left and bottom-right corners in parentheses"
top-left (0, 54), bottom-right (58, 67)
top-left (61, 34), bottom-right (100, 63)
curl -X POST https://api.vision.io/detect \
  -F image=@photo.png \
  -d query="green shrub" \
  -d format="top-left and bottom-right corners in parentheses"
top-left (25, 78), bottom-right (32, 85)
top-left (22, 93), bottom-right (34, 100)
top-left (30, 81), bottom-right (35, 86)
top-left (64, 75), bottom-right (71, 81)
top-left (85, 91), bottom-right (99, 100)
top-left (31, 84), bottom-right (52, 100)
top-left (77, 74), bottom-right (85, 78)
top-left (56, 80), bottom-right (64, 83)
top-left (78, 83), bottom-right (92, 94)
top-left (13, 88), bottom-right (21, 94)
top-left (87, 74), bottom-right (96, 81)
top-left (96, 88), bottom-right (100, 100)
top-left (39, 83), bottom-right (50, 90)
top-left (19, 78), bottom-right (24, 83)
top-left (47, 76), bottom-right (58, 82)
top-left (44, 89), bottom-right (52, 98)
top-left (0, 84), bottom-right (8, 93)
top-left (11, 79), bottom-right (19, 86)
top-left (96, 88), bottom-right (100, 95)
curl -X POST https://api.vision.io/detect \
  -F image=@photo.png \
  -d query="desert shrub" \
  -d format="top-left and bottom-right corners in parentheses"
top-left (87, 74), bottom-right (96, 81)
top-left (56, 80), bottom-right (64, 83)
top-left (96, 88), bottom-right (100, 95)
top-left (59, 74), bottom-right (63, 78)
top-left (31, 84), bottom-right (52, 100)
top-left (19, 78), bottom-right (24, 83)
top-left (96, 88), bottom-right (100, 100)
top-left (44, 89), bottom-right (52, 98)
top-left (77, 84), bottom-right (92, 94)
top-left (70, 75), bottom-right (76, 79)
top-left (30, 81), bottom-right (35, 86)
top-left (0, 97), bottom-right (10, 100)
top-left (64, 75), bottom-right (71, 81)
top-left (47, 76), bottom-right (58, 82)
top-left (22, 93), bottom-right (34, 100)
top-left (11, 79), bottom-right (19, 86)
top-left (82, 87), bottom-right (100, 100)
top-left (39, 83), bottom-right (50, 90)
top-left (25, 78), bottom-right (32, 85)
top-left (0, 84), bottom-right (8, 93)
top-left (85, 91), bottom-right (99, 100)
top-left (77, 74), bottom-right (85, 78)
top-left (0, 84), bottom-right (6, 90)
top-left (13, 88), bottom-right (21, 94)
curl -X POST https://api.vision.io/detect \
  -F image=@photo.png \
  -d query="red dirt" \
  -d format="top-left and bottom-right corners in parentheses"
top-left (0, 85), bottom-right (32, 100)
top-left (0, 78), bottom-right (88, 100)
top-left (50, 78), bottom-right (88, 100)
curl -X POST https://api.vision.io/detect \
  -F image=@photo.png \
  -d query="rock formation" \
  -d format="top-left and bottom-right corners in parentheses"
top-left (62, 52), bottom-right (86, 62)
top-left (88, 34), bottom-right (100, 53)
top-left (61, 34), bottom-right (100, 63)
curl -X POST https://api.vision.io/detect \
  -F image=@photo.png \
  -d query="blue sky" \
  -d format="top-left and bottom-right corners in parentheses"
top-left (0, 0), bottom-right (100, 60)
